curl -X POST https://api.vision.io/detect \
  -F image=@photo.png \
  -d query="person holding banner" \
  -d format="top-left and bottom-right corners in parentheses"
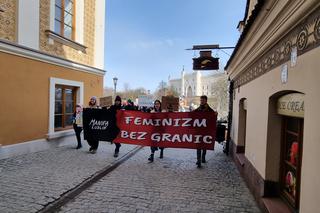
top-left (87, 96), bottom-right (100, 154)
top-left (109, 95), bottom-right (123, 157)
top-left (148, 100), bottom-right (165, 162)
top-left (73, 104), bottom-right (83, 149)
top-left (194, 95), bottom-right (215, 168)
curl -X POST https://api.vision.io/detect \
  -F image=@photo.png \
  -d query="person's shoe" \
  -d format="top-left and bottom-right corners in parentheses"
top-left (196, 161), bottom-right (202, 168)
top-left (201, 158), bottom-right (206, 163)
top-left (114, 151), bottom-right (119, 158)
top-left (160, 150), bottom-right (164, 159)
top-left (76, 145), bottom-right (82, 149)
top-left (90, 149), bottom-right (97, 154)
top-left (148, 154), bottom-right (154, 162)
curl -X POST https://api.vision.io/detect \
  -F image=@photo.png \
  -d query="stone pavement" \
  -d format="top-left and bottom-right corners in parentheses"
top-left (59, 144), bottom-right (261, 213)
top-left (0, 141), bottom-right (137, 213)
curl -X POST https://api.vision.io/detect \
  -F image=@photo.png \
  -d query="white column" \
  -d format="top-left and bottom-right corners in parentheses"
top-left (75, 0), bottom-right (84, 44)
top-left (94, 0), bottom-right (106, 69)
top-left (181, 70), bottom-right (185, 96)
top-left (17, 0), bottom-right (40, 50)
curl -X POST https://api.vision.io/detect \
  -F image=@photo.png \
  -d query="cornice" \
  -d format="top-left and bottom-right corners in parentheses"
top-left (233, 5), bottom-right (320, 88)
top-left (0, 39), bottom-right (105, 76)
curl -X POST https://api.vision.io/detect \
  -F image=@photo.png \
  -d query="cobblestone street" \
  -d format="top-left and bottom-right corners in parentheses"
top-left (0, 142), bottom-right (137, 213)
top-left (59, 144), bottom-right (260, 213)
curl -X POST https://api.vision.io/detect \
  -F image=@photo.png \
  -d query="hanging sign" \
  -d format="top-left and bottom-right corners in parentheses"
top-left (193, 51), bottom-right (219, 70)
top-left (277, 93), bottom-right (304, 118)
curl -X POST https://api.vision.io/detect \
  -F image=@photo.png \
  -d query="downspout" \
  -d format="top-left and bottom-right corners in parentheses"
top-left (225, 79), bottom-right (234, 155)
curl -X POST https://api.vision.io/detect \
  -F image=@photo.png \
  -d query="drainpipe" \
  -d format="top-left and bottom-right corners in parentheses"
top-left (225, 79), bottom-right (234, 155)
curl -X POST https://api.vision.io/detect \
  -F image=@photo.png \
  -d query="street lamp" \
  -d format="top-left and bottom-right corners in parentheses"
top-left (112, 77), bottom-right (118, 98)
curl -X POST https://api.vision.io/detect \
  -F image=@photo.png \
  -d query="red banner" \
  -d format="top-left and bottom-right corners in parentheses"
top-left (114, 110), bottom-right (217, 150)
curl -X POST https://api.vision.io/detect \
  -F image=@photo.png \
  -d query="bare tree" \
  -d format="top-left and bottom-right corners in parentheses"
top-left (103, 87), bottom-right (114, 96)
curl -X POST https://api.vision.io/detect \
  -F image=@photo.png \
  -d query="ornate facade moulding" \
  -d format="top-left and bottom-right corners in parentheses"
top-left (233, 6), bottom-right (320, 88)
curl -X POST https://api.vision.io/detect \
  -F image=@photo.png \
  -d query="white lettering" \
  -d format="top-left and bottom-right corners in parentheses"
top-left (193, 119), bottom-right (207, 127)
top-left (174, 118), bottom-right (181, 126)
top-left (181, 118), bottom-right (192, 127)
top-left (137, 132), bottom-right (147, 140)
top-left (134, 118), bottom-right (141, 125)
top-left (162, 118), bottom-right (172, 126)
top-left (142, 119), bottom-right (153, 126)
top-left (171, 134), bottom-right (181, 142)
top-left (203, 135), bottom-right (212, 144)
top-left (182, 134), bottom-right (193, 142)
top-left (151, 133), bottom-right (161, 142)
top-left (125, 116), bottom-right (134, 124)
top-left (194, 135), bottom-right (202, 143)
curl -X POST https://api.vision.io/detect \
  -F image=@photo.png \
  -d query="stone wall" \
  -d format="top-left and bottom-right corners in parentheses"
top-left (39, 0), bottom-right (95, 66)
top-left (0, 0), bottom-right (17, 42)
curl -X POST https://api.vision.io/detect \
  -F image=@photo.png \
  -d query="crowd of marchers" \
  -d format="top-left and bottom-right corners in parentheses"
top-left (72, 95), bottom-right (215, 168)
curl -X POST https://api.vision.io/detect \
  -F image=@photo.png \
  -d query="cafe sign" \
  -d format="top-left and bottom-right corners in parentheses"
top-left (277, 93), bottom-right (304, 118)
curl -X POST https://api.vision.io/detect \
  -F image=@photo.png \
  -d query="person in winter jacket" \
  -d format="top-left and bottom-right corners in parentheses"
top-left (73, 104), bottom-right (83, 149)
top-left (148, 100), bottom-right (165, 162)
top-left (109, 95), bottom-right (123, 157)
top-left (194, 95), bottom-right (215, 168)
top-left (87, 96), bottom-right (100, 154)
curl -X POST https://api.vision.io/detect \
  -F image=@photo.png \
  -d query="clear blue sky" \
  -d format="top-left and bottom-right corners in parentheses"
top-left (104, 0), bottom-right (246, 92)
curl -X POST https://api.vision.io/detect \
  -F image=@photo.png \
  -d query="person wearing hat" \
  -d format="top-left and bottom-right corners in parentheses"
top-left (73, 104), bottom-right (83, 149)
top-left (87, 96), bottom-right (100, 154)
top-left (124, 99), bottom-right (136, 110)
top-left (109, 95), bottom-right (123, 157)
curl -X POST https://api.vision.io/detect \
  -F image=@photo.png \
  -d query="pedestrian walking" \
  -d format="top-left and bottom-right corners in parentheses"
top-left (109, 95), bottom-right (123, 157)
top-left (194, 95), bottom-right (215, 168)
top-left (87, 96), bottom-right (100, 154)
top-left (148, 100), bottom-right (164, 162)
top-left (73, 104), bottom-right (83, 149)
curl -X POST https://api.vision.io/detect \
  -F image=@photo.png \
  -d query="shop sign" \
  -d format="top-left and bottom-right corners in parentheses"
top-left (193, 51), bottom-right (219, 70)
top-left (277, 93), bottom-right (304, 118)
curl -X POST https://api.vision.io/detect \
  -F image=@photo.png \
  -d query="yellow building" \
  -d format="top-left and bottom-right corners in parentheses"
top-left (226, 0), bottom-right (320, 212)
top-left (0, 0), bottom-right (105, 158)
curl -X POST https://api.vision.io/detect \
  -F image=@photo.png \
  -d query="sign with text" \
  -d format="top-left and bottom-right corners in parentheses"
top-left (138, 95), bottom-right (154, 107)
top-left (277, 93), bottom-right (304, 118)
top-left (99, 96), bottom-right (113, 107)
top-left (114, 110), bottom-right (217, 150)
top-left (83, 108), bottom-right (119, 141)
top-left (162, 96), bottom-right (179, 111)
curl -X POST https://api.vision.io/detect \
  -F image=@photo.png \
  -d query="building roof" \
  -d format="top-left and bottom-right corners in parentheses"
top-left (224, 0), bottom-right (265, 70)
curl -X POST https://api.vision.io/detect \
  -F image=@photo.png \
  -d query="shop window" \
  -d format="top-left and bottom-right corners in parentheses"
top-left (280, 116), bottom-right (303, 209)
top-left (54, 85), bottom-right (77, 131)
top-left (54, 0), bottom-right (75, 40)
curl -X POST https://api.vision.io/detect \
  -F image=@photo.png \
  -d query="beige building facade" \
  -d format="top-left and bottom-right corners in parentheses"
top-left (0, 0), bottom-right (106, 158)
top-left (226, 0), bottom-right (320, 212)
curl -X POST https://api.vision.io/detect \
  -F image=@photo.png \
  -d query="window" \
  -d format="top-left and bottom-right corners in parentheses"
top-left (54, 85), bottom-right (77, 130)
top-left (54, 0), bottom-right (75, 40)
top-left (280, 116), bottom-right (303, 209)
